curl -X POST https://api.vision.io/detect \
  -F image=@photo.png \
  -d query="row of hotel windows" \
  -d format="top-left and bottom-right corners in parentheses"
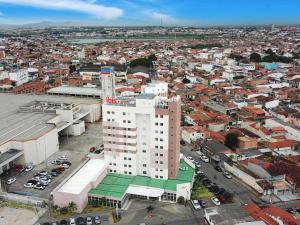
top-left (106, 134), bottom-right (135, 138)
top-left (107, 118), bottom-right (132, 124)
top-left (107, 111), bottom-right (129, 116)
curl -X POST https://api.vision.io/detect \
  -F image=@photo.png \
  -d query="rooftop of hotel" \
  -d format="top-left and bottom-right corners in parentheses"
top-left (89, 160), bottom-right (194, 199)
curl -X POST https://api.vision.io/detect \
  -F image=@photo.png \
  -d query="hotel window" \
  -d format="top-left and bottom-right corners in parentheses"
top-left (128, 158), bottom-right (132, 160)
top-left (160, 154), bottom-right (163, 156)
top-left (155, 175), bottom-right (158, 178)
top-left (155, 161), bottom-right (158, 164)
top-left (155, 138), bottom-right (158, 141)
top-left (160, 138), bottom-right (163, 141)
top-left (160, 131), bottom-right (163, 134)
top-left (143, 164), bottom-right (147, 167)
top-left (160, 146), bottom-right (163, 149)
top-left (128, 120), bottom-right (131, 123)
top-left (155, 153), bottom-right (158, 156)
top-left (112, 111), bottom-right (115, 114)
top-left (128, 165), bottom-right (132, 168)
top-left (160, 115), bottom-right (163, 118)
top-left (143, 171), bottom-right (147, 174)
top-left (142, 142), bottom-right (146, 145)
top-left (129, 172), bottom-right (132, 175)
top-left (160, 161), bottom-right (163, 164)
top-left (123, 112), bottom-right (126, 115)
top-left (124, 171), bottom-right (128, 174)
top-left (123, 120), bottom-right (126, 123)
top-left (160, 123), bottom-right (163, 126)
top-left (155, 122), bottom-right (158, 126)
top-left (155, 115), bottom-right (158, 118)
top-left (155, 130), bottom-right (158, 134)
top-left (113, 163), bottom-right (116, 166)
top-left (124, 157), bottom-right (127, 160)
top-left (155, 146), bottom-right (158, 149)
top-left (160, 176), bottom-right (163, 179)
top-left (107, 111), bottom-right (110, 114)
top-left (107, 119), bottom-right (111, 122)
top-left (142, 149), bottom-right (146, 153)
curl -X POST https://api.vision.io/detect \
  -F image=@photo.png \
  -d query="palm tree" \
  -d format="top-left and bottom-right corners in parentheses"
top-left (68, 202), bottom-right (77, 213)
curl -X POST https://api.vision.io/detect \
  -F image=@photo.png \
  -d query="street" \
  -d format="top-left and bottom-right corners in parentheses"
top-left (181, 145), bottom-right (262, 205)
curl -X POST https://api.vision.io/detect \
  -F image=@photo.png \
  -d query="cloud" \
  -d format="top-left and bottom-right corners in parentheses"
top-left (0, 11), bottom-right (3, 16)
top-left (144, 10), bottom-right (182, 25)
top-left (0, 0), bottom-right (123, 20)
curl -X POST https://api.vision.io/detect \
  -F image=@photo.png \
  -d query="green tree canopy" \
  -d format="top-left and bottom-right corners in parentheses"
top-left (250, 52), bottom-right (262, 62)
top-left (224, 132), bottom-right (240, 150)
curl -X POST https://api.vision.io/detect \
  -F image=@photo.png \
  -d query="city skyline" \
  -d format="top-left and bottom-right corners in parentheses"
top-left (0, 0), bottom-right (300, 26)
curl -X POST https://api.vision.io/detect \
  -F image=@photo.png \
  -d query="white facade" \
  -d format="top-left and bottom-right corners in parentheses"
top-left (103, 94), bottom-right (181, 180)
top-left (9, 69), bottom-right (29, 86)
top-left (141, 82), bottom-right (168, 99)
top-left (101, 66), bottom-right (116, 100)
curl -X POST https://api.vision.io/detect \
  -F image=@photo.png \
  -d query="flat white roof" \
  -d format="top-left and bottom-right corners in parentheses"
top-left (58, 159), bottom-right (107, 195)
top-left (127, 185), bottom-right (164, 198)
top-left (48, 86), bottom-right (102, 97)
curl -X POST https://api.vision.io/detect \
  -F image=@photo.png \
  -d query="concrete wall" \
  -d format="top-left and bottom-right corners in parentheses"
top-left (224, 162), bottom-right (263, 194)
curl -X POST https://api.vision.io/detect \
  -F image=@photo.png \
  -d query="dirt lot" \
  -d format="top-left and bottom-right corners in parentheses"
top-left (2, 122), bottom-right (103, 199)
top-left (0, 207), bottom-right (36, 225)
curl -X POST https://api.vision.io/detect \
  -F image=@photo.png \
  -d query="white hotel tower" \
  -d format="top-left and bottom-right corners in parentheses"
top-left (102, 83), bottom-right (181, 180)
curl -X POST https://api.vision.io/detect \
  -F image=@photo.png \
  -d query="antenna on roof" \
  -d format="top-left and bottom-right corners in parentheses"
top-left (160, 17), bottom-right (163, 27)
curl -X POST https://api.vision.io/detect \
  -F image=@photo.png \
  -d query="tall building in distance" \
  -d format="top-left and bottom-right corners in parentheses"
top-left (102, 88), bottom-right (181, 180)
top-left (101, 66), bottom-right (116, 100)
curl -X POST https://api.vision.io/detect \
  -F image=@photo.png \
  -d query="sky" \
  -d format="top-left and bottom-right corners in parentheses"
top-left (0, 0), bottom-right (299, 26)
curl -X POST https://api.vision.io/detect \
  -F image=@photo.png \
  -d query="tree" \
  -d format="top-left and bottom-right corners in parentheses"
top-left (69, 65), bottom-right (76, 74)
top-left (265, 48), bottom-right (274, 55)
top-left (182, 77), bottom-right (191, 84)
top-left (250, 52), bottom-right (262, 62)
top-left (146, 205), bottom-right (154, 213)
top-left (224, 132), bottom-right (240, 150)
top-left (68, 201), bottom-right (77, 213)
top-left (148, 54), bottom-right (157, 61)
top-left (130, 58), bottom-right (152, 68)
top-left (177, 196), bottom-right (185, 205)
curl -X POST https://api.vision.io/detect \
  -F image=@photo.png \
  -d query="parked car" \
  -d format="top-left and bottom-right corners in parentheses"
top-left (89, 147), bottom-right (96, 153)
top-left (6, 178), bottom-right (16, 185)
top-left (51, 169), bottom-right (62, 174)
top-left (198, 200), bottom-right (207, 208)
top-left (60, 220), bottom-right (68, 225)
top-left (58, 155), bottom-right (67, 160)
top-left (38, 171), bottom-right (48, 176)
top-left (211, 197), bottom-right (221, 206)
top-left (61, 161), bottom-right (71, 166)
top-left (77, 217), bottom-right (85, 225)
top-left (25, 165), bottom-right (33, 172)
top-left (200, 155), bottom-right (209, 163)
top-left (86, 216), bottom-right (93, 225)
top-left (94, 216), bottom-right (101, 225)
top-left (34, 184), bottom-right (46, 190)
top-left (51, 222), bottom-right (58, 225)
top-left (187, 156), bottom-right (193, 161)
top-left (196, 170), bottom-right (204, 175)
top-left (194, 161), bottom-right (201, 168)
top-left (223, 171), bottom-right (232, 179)
top-left (24, 182), bottom-right (35, 188)
top-left (61, 163), bottom-right (70, 169)
top-left (54, 166), bottom-right (65, 171)
top-left (51, 160), bottom-right (62, 165)
top-left (180, 140), bottom-right (186, 145)
top-left (191, 200), bottom-right (201, 210)
top-left (214, 166), bottom-right (222, 172)
top-left (69, 218), bottom-right (76, 225)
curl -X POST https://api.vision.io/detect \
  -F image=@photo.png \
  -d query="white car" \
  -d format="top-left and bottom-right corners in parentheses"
top-left (211, 197), bottom-right (221, 206)
top-left (187, 156), bottom-right (193, 161)
top-left (223, 171), bottom-right (232, 179)
top-left (200, 155), bottom-right (209, 163)
top-left (58, 155), bottom-right (67, 160)
top-left (86, 216), bottom-right (93, 225)
top-left (6, 178), bottom-right (16, 185)
top-left (69, 218), bottom-right (76, 225)
top-left (61, 163), bottom-right (70, 169)
top-left (25, 165), bottom-right (33, 172)
top-left (24, 183), bottom-right (35, 188)
top-left (191, 200), bottom-right (201, 210)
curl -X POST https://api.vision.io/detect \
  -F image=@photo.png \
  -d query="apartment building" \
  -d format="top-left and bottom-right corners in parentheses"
top-left (102, 93), bottom-right (181, 180)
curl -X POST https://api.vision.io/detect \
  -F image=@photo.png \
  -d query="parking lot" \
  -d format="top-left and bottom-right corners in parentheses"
top-left (1, 123), bottom-right (103, 199)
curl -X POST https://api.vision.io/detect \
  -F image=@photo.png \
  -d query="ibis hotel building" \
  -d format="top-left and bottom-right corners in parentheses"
top-left (53, 82), bottom-right (194, 212)
top-left (88, 92), bottom-right (194, 208)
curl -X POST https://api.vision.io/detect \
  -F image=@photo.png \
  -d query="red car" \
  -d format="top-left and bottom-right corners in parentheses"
top-left (55, 166), bottom-right (65, 171)
top-left (89, 147), bottom-right (96, 153)
top-left (217, 195), bottom-right (225, 204)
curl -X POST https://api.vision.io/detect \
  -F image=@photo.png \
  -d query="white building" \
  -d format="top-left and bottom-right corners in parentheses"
top-left (102, 93), bottom-right (181, 180)
top-left (141, 82), bottom-right (168, 99)
top-left (101, 66), bottom-right (116, 100)
top-left (0, 94), bottom-right (101, 175)
top-left (9, 69), bottom-right (29, 86)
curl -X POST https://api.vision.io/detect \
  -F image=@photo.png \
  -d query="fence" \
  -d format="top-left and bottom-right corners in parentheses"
top-left (0, 192), bottom-right (49, 208)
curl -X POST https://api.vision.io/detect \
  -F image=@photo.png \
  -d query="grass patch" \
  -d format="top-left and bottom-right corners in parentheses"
top-left (0, 200), bottom-right (37, 212)
top-left (192, 183), bottom-right (214, 199)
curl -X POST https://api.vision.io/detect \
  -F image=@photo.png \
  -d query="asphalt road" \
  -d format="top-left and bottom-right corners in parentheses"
top-left (180, 145), bottom-right (263, 205)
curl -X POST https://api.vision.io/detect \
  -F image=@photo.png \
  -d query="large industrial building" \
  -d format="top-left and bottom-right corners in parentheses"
top-left (0, 93), bottom-right (101, 175)
top-left (53, 82), bottom-right (195, 212)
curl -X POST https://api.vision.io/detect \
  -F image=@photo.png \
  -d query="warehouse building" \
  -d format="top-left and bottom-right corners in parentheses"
top-left (0, 93), bottom-right (101, 175)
